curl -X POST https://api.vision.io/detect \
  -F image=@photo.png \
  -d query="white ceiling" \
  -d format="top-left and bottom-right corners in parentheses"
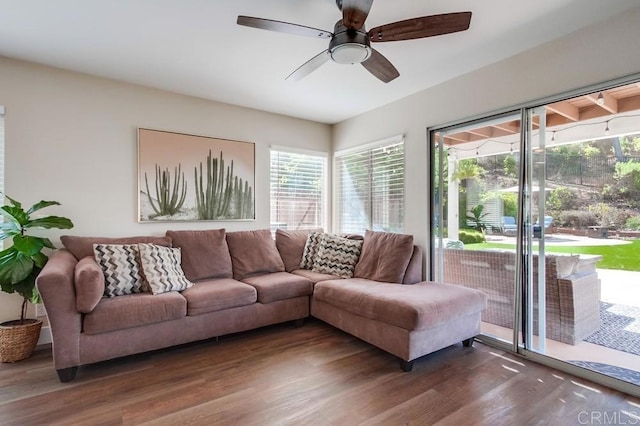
top-left (0, 0), bottom-right (638, 124)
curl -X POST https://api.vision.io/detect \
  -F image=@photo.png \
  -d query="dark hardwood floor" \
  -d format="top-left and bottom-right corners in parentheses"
top-left (1, 319), bottom-right (638, 425)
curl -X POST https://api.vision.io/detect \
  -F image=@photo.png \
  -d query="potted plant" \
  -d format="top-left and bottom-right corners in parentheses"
top-left (0, 195), bottom-right (73, 362)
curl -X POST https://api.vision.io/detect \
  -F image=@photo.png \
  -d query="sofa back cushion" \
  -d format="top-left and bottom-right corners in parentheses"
top-left (226, 229), bottom-right (285, 280)
top-left (74, 256), bottom-right (105, 313)
top-left (275, 228), bottom-right (322, 272)
top-left (354, 230), bottom-right (414, 283)
top-left (61, 235), bottom-right (172, 260)
top-left (166, 229), bottom-right (233, 281)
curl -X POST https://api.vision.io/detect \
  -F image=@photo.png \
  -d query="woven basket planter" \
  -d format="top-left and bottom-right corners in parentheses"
top-left (0, 319), bottom-right (43, 363)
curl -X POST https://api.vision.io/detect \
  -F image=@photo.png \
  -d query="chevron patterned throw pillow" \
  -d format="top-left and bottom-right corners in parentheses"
top-left (138, 243), bottom-right (193, 295)
top-left (93, 244), bottom-right (147, 297)
top-left (311, 233), bottom-right (363, 278)
top-left (299, 231), bottom-right (324, 270)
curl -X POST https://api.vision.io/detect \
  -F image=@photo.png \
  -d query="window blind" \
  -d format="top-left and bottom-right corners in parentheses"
top-left (270, 148), bottom-right (327, 231)
top-left (335, 138), bottom-right (404, 234)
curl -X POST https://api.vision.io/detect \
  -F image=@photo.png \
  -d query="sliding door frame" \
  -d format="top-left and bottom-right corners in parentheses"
top-left (427, 72), bottom-right (640, 398)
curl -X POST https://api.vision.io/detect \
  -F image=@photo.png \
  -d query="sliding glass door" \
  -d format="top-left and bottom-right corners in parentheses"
top-left (430, 80), bottom-right (640, 395)
top-left (432, 112), bottom-right (522, 350)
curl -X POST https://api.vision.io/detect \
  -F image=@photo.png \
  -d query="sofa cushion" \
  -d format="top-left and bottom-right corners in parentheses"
top-left (62, 235), bottom-right (172, 260)
top-left (83, 291), bottom-right (187, 334)
top-left (275, 228), bottom-right (322, 272)
top-left (74, 256), bottom-right (105, 313)
top-left (311, 233), bottom-right (363, 278)
top-left (291, 269), bottom-right (340, 284)
top-left (138, 243), bottom-right (193, 295)
top-left (313, 279), bottom-right (487, 331)
top-left (241, 272), bottom-right (313, 304)
top-left (181, 278), bottom-right (257, 316)
top-left (93, 244), bottom-right (147, 297)
top-left (299, 231), bottom-right (323, 270)
top-left (226, 229), bottom-right (285, 280)
top-left (166, 229), bottom-right (233, 281)
top-left (354, 230), bottom-right (414, 283)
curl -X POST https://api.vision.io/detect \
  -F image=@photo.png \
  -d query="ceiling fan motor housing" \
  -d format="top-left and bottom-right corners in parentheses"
top-left (329, 20), bottom-right (371, 64)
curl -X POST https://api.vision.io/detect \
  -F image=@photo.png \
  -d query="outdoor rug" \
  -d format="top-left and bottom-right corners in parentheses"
top-left (567, 302), bottom-right (640, 386)
top-left (584, 302), bottom-right (640, 356)
top-left (567, 361), bottom-right (640, 386)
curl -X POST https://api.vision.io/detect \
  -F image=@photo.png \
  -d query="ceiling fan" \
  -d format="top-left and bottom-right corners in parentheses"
top-left (237, 0), bottom-right (471, 83)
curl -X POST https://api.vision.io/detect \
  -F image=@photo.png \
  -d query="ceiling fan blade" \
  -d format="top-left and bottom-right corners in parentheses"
top-left (286, 50), bottom-right (331, 81)
top-left (237, 16), bottom-right (332, 39)
top-left (361, 48), bottom-right (399, 83)
top-left (368, 12), bottom-right (472, 42)
top-left (341, 0), bottom-right (374, 30)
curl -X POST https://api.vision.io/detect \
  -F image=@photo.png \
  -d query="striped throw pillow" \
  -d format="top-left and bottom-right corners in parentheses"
top-left (138, 243), bottom-right (193, 295)
top-left (311, 233), bottom-right (363, 278)
top-left (93, 244), bottom-right (147, 297)
top-left (300, 231), bottom-right (324, 270)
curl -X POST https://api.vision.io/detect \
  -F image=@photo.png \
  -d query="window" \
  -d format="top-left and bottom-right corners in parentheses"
top-left (334, 137), bottom-right (404, 234)
top-left (270, 147), bottom-right (327, 231)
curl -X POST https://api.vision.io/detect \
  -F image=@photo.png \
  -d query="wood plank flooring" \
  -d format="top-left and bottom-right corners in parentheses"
top-left (1, 319), bottom-right (639, 425)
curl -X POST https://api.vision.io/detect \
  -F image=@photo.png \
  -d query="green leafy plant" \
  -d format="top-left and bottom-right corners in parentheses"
top-left (466, 204), bottom-right (488, 232)
top-left (626, 215), bottom-right (640, 231)
top-left (458, 229), bottom-right (485, 244)
top-left (0, 195), bottom-right (73, 324)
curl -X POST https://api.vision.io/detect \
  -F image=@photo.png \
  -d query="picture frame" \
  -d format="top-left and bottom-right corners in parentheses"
top-left (138, 128), bottom-right (255, 222)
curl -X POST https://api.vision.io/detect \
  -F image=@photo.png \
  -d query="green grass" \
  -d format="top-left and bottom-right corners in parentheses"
top-left (466, 240), bottom-right (640, 271)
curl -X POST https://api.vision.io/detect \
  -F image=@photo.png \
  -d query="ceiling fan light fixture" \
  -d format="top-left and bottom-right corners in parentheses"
top-left (330, 43), bottom-right (371, 64)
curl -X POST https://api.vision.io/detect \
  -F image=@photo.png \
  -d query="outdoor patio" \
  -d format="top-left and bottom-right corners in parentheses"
top-left (479, 232), bottom-right (640, 384)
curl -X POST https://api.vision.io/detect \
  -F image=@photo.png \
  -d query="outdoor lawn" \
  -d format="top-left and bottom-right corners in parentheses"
top-left (466, 240), bottom-right (640, 272)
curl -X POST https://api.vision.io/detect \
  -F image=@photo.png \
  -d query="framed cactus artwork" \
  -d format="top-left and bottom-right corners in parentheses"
top-left (137, 128), bottom-right (255, 222)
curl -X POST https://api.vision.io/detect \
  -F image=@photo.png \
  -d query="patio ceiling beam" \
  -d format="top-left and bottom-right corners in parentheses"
top-left (467, 127), bottom-right (493, 138)
top-left (586, 92), bottom-right (619, 114)
top-left (619, 95), bottom-right (640, 112)
top-left (546, 101), bottom-right (579, 122)
top-left (444, 133), bottom-right (470, 143)
top-left (492, 121), bottom-right (520, 134)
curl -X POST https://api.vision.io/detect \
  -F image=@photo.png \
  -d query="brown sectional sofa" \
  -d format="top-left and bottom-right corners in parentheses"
top-left (37, 228), bottom-right (486, 382)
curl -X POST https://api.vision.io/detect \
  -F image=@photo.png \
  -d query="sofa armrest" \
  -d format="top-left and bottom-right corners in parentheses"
top-left (36, 249), bottom-right (83, 370)
top-left (403, 245), bottom-right (424, 284)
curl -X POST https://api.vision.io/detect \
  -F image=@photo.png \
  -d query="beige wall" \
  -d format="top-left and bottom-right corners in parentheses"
top-left (333, 6), bottom-right (640, 251)
top-left (0, 57), bottom-right (331, 322)
top-left (3, 6), bottom-right (640, 321)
